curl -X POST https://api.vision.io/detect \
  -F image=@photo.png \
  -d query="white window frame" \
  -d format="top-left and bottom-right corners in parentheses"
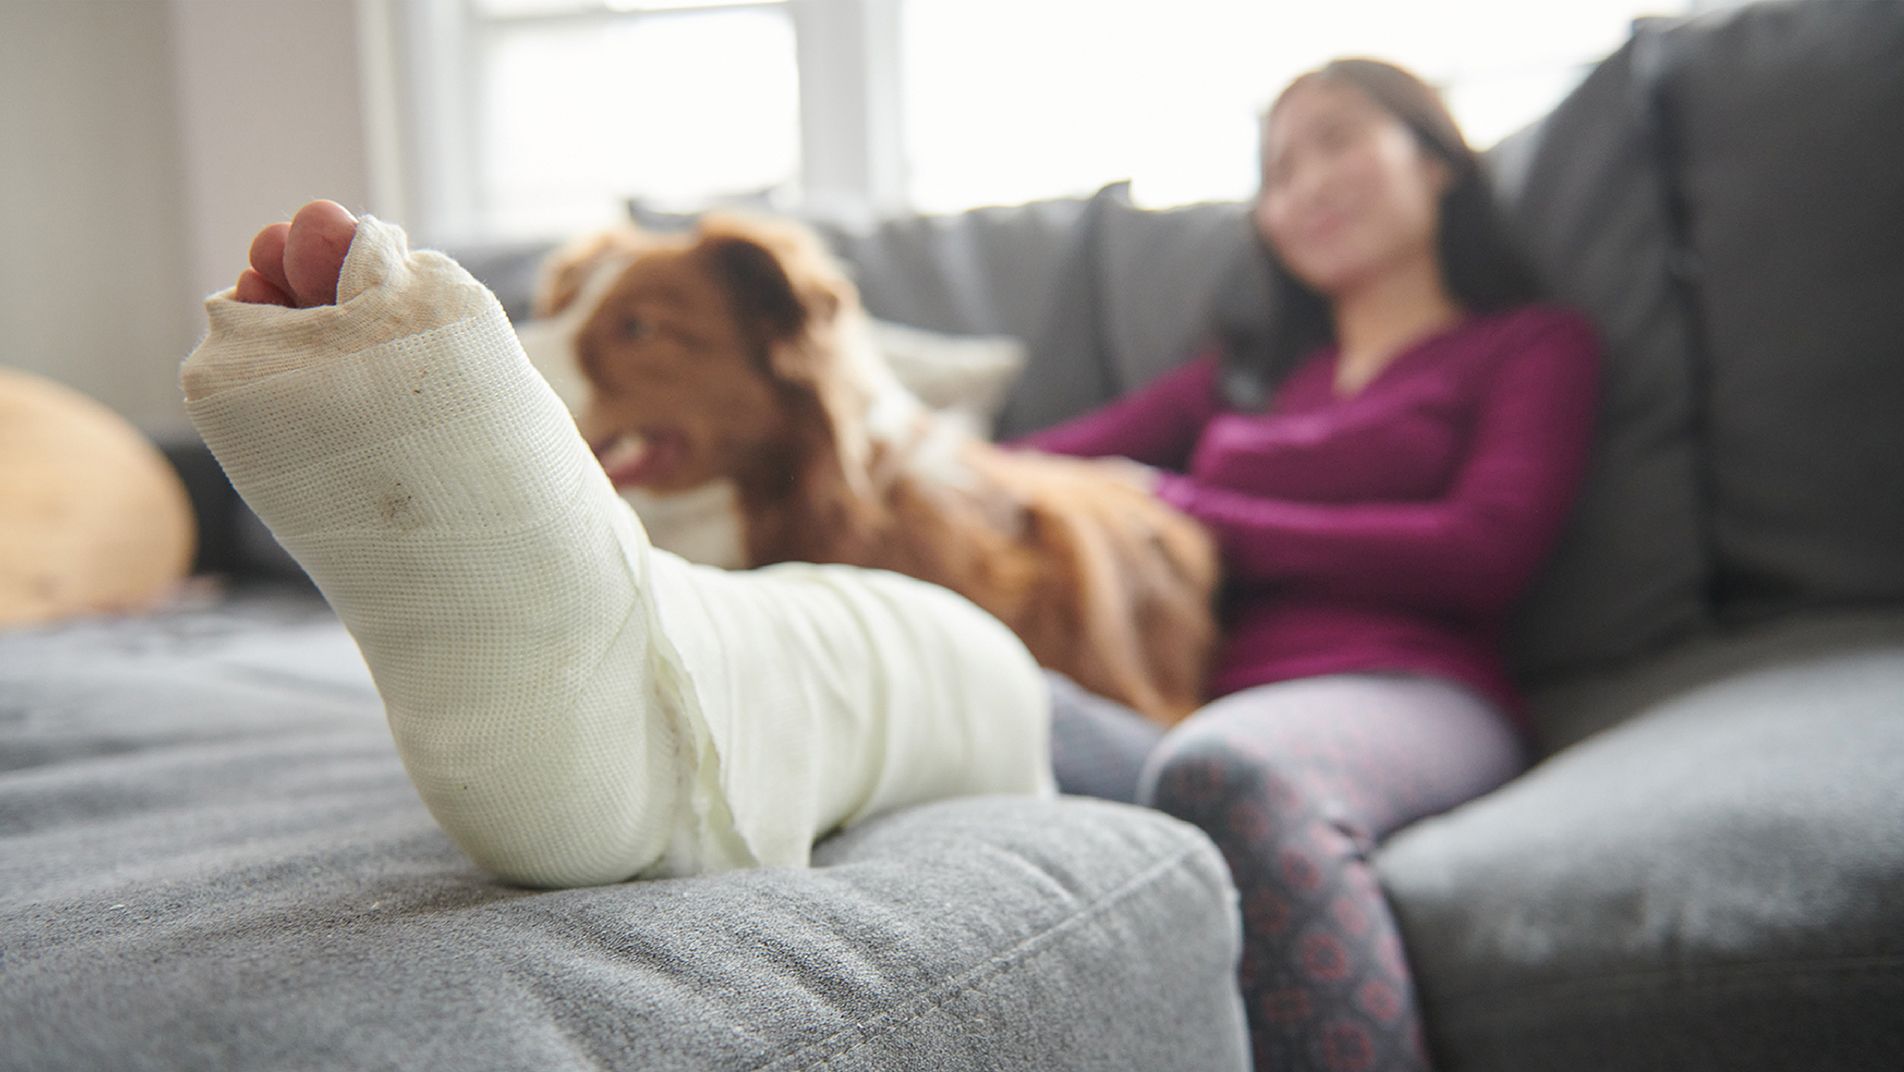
top-left (364, 0), bottom-right (907, 244)
top-left (363, 0), bottom-right (1746, 243)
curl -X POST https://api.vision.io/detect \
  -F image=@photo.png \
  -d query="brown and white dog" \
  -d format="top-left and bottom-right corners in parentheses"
top-left (525, 215), bottom-right (1218, 726)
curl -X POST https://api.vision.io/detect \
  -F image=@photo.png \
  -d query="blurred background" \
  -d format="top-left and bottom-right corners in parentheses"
top-left (1, 0), bottom-right (1735, 440)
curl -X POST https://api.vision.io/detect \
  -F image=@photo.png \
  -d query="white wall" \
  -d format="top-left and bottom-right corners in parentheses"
top-left (0, 0), bottom-right (380, 439)
top-left (0, 0), bottom-right (198, 437)
top-left (169, 0), bottom-right (374, 311)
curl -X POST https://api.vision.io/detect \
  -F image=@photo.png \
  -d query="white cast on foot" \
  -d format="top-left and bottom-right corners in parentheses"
top-left (181, 217), bottom-right (1053, 887)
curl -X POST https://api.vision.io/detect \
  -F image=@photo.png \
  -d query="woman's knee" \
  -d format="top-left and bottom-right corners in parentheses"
top-left (1138, 721), bottom-right (1315, 833)
top-left (1143, 675), bottom-right (1527, 840)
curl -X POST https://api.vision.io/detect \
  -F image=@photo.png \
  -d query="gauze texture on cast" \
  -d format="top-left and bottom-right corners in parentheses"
top-left (181, 217), bottom-right (1051, 888)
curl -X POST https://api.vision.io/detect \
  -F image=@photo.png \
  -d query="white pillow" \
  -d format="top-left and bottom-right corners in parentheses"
top-left (864, 319), bottom-right (1027, 439)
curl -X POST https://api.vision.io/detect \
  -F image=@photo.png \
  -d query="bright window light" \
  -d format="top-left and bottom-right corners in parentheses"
top-left (901, 0), bottom-right (1680, 211)
top-left (470, 3), bottom-right (799, 237)
top-left (437, 0), bottom-right (1697, 236)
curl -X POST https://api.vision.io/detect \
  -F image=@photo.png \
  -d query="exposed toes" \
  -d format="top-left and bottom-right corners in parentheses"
top-left (247, 222), bottom-right (293, 299)
top-left (283, 200), bottom-right (359, 308)
top-left (234, 267), bottom-right (295, 307)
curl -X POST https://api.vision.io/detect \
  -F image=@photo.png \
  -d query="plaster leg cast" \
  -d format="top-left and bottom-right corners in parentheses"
top-left (182, 215), bottom-right (1052, 888)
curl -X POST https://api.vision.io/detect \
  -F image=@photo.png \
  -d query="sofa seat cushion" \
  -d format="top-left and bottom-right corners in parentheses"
top-left (1, 589), bottom-right (1249, 1072)
top-left (1376, 610), bottom-right (1904, 1072)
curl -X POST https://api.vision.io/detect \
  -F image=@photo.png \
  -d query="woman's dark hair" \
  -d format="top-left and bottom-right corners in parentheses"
top-left (1220, 57), bottom-right (1543, 408)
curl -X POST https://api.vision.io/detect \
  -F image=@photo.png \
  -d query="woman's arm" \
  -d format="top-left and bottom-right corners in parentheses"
top-left (1009, 352), bottom-right (1224, 469)
top-left (1154, 314), bottom-right (1600, 619)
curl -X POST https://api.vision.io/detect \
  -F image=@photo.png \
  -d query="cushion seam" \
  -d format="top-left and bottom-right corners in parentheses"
top-left (755, 838), bottom-right (1225, 1071)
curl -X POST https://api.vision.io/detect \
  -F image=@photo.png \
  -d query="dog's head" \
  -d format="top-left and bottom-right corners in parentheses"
top-left (535, 214), bottom-right (875, 496)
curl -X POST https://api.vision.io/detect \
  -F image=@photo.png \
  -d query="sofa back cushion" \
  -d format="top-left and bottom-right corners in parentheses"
top-left (1088, 183), bottom-right (1260, 392)
top-left (1649, 0), bottom-right (1904, 622)
top-left (836, 198), bottom-right (1113, 439)
top-left (1488, 32), bottom-right (1713, 684)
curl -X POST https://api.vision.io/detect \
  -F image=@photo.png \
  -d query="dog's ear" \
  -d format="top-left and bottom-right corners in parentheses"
top-left (533, 228), bottom-right (647, 319)
top-left (695, 214), bottom-right (851, 368)
top-left (698, 233), bottom-right (811, 351)
top-left (696, 215), bottom-right (875, 495)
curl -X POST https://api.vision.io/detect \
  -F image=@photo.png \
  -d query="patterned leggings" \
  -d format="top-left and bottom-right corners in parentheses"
top-left (1047, 672), bottom-right (1527, 1072)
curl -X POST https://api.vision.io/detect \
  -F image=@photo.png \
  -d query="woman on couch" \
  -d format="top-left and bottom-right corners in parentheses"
top-left (1022, 59), bottom-right (1600, 1071)
top-left (181, 49), bottom-right (1593, 1072)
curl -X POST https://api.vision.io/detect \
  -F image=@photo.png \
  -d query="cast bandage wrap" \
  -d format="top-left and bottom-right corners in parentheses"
top-left (181, 217), bottom-right (1052, 888)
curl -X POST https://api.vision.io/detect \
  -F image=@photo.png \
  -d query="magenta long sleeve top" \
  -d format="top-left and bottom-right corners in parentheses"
top-left (1016, 305), bottom-right (1601, 718)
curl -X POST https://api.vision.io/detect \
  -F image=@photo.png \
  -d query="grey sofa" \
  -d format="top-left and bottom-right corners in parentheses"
top-left (0, 588), bottom-right (1247, 1070)
top-left (612, 3), bottom-right (1902, 1067)
top-left (4, 2), bottom-right (1899, 1071)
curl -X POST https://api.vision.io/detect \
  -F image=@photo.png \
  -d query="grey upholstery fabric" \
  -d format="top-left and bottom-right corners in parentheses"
top-left (435, 236), bottom-right (563, 326)
top-left (827, 201), bottom-right (1086, 343)
top-left (820, 197), bottom-right (1113, 439)
top-left (0, 590), bottom-right (1250, 1072)
top-left (1649, 0), bottom-right (1904, 621)
top-left (1487, 29), bottom-right (1712, 685)
top-left (1377, 609), bottom-right (1904, 1072)
top-left (1089, 183), bottom-right (1256, 393)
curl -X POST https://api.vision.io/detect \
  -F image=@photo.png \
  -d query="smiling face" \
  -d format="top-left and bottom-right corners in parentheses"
top-left (1254, 76), bottom-right (1453, 299)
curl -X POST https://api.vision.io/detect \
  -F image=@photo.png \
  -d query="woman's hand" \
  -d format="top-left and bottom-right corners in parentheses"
top-left (1099, 457), bottom-right (1164, 494)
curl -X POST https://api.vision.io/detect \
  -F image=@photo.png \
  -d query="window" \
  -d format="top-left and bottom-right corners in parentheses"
top-left (899, 0), bottom-right (1688, 212)
top-left (390, 0), bottom-right (1712, 240)
top-left (457, 0), bottom-right (800, 238)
